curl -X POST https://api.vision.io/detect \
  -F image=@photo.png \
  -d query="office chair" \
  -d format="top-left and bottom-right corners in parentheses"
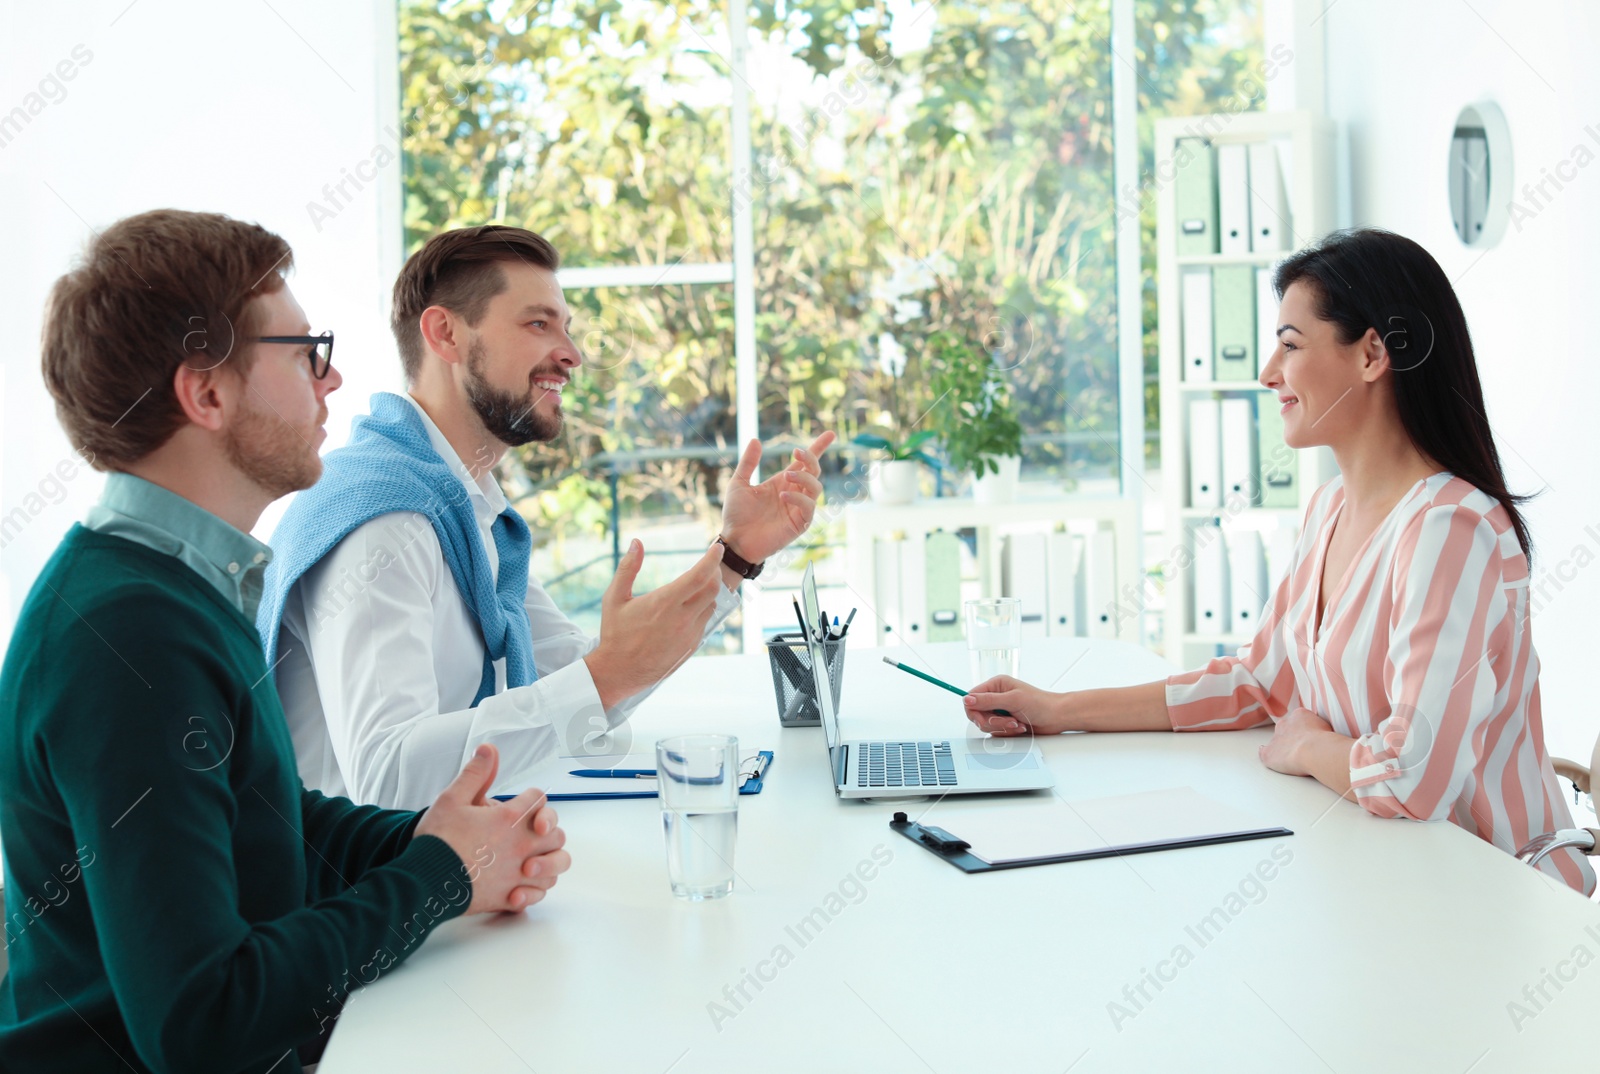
top-left (1516, 731), bottom-right (1600, 870)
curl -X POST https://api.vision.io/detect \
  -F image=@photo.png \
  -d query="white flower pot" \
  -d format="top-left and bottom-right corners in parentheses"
top-left (971, 454), bottom-right (1021, 505)
top-left (871, 459), bottom-right (922, 505)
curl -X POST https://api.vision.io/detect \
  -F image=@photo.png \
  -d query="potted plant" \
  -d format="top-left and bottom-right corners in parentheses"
top-left (849, 329), bottom-right (942, 505)
top-left (851, 429), bottom-right (939, 505)
top-left (927, 329), bottom-right (1024, 503)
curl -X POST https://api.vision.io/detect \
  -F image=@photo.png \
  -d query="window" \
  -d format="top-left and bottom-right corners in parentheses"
top-left (399, 0), bottom-right (1266, 651)
top-left (748, 0), bottom-right (1121, 491)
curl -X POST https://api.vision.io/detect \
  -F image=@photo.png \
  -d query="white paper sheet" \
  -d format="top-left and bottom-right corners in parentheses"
top-left (924, 787), bottom-right (1280, 865)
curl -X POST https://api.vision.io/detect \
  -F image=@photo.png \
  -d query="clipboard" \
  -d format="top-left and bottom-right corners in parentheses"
top-left (494, 750), bottom-right (774, 802)
top-left (889, 809), bottom-right (1293, 874)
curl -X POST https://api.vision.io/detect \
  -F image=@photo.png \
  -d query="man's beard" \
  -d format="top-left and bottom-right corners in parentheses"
top-left (225, 393), bottom-right (323, 499)
top-left (464, 337), bottom-right (563, 448)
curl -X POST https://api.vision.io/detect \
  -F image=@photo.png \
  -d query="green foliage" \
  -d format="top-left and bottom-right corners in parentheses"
top-left (926, 329), bottom-right (1023, 477)
top-left (850, 429), bottom-right (938, 468)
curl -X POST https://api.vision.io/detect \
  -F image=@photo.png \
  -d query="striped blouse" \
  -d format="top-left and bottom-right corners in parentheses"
top-left (1167, 473), bottom-right (1595, 895)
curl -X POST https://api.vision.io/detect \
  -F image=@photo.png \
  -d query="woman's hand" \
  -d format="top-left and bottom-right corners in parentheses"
top-left (1258, 707), bottom-right (1336, 776)
top-left (961, 676), bottom-right (1069, 736)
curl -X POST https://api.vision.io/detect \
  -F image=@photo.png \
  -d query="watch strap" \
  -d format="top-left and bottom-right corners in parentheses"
top-left (715, 536), bottom-right (764, 580)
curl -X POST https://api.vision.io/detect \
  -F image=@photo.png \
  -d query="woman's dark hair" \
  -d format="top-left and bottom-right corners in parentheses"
top-left (1273, 228), bottom-right (1533, 562)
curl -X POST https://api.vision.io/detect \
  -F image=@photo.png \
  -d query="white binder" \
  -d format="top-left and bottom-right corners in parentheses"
top-left (872, 534), bottom-right (903, 643)
top-left (1220, 396), bottom-right (1256, 507)
top-left (1046, 529), bottom-right (1084, 637)
top-left (901, 530), bottom-right (928, 642)
top-left (1002, 532), bottom-right (1049, 640)
top-left (1085, 525), bottom-right (1118, 640)
top-left (1247, 141), bottom-right (1290, 253)
top-left (1266, 521), bottom-right (1299, 593)
top-left (1181, 267), bottom-right (1214, 381)
top-left (1188, 397), bottom-right (1222, 510)
top-left (1192, 525), bottom-right (1230, 635)
top-left (1217, 143), bottom-right (1252, 255)
top-left (1227, 528), bottom-right (1269, 636)
top-left (1256, 266), bottom-right (1278, 371)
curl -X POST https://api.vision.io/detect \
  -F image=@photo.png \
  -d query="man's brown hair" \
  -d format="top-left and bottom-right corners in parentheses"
top-left (40, 209), bottom-right (293, 470)
top-left (390, 225), bottom-right (561, 382)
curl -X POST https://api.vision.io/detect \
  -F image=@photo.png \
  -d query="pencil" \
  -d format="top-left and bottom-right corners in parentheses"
top-left (881, 657), bottom-right (1012, 718)
top-left (792, 596), bottom-right (812, 641)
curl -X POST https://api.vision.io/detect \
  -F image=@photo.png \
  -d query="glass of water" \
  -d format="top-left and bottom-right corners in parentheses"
top-left (656, 734), bottom-right (740, 900)
top-left (965, 597), bottom-right (1022, 683)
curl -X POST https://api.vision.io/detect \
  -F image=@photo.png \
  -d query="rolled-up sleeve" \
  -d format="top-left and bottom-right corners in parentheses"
top-left (1348, 506), bottom-right (1504, 820)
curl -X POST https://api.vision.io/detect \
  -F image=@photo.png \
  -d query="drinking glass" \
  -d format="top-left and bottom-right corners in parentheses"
top-left (964, 597), bottom-right (1022, 683)
top-left (656, 734), bottom-right (740, 900)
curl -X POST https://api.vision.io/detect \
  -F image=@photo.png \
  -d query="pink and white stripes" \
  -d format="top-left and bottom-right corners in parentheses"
top-left (1167, 473), bottom-right (1594, 895)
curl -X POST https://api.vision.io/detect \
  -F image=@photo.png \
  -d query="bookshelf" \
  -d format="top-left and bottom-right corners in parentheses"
top-left (843, 494), bottom-right (1142, 647)
top-left (1155, 109), bottom-right (1338, 666)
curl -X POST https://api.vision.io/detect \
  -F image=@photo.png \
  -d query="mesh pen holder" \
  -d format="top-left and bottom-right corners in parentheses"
top-left (766, 634), bottom-right (846, 727)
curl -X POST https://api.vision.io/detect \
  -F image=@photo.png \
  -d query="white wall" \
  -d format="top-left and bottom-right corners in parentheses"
top-left (1325, 0), bottom-right (1600, 761)
top-left (0, 0), bottom-right (404, 653)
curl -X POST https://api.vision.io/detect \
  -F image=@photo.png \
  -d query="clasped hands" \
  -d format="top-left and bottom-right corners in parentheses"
top-left (414, 744), bottom-right (571, 915)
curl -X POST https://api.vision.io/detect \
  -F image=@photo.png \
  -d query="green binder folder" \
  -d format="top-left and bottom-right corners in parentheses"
top-left (1212, 264), bottom-right (1257, 382)
top-left (925, 530), bottom-right (963, 642)
top-left (1174, 138), bottom-right (1218, 257)
top-left (1255, 395), bottom-right (1298, 508)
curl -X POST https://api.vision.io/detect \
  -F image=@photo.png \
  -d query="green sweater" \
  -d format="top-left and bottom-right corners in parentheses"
top-left (0, 527), bottom-right (471, 1073)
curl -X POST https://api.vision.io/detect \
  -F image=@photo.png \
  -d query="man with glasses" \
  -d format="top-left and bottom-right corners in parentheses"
top-left (0, 209), bottom-right (571, 1072)
top-left (258, 224), bottom-right (834, 809)
top-left (259, 330), bottom-right (336, 375)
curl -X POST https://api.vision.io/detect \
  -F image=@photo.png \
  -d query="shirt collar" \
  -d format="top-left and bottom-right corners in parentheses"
top-left (398, 392), bottom-right (509, 520)
top-left (83, 472), bottom-right (273, 619)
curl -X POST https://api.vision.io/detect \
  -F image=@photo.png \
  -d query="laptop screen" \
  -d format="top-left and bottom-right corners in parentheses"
top-left (799, 563), bottom-right (846, 776)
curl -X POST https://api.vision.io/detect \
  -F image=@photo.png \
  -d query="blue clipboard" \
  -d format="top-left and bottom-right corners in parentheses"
top-left (494, 750), bottom-right (774, 802)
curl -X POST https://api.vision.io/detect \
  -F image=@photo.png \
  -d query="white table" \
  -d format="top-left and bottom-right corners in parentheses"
top-left (319, 639), bottom-right (1600, 1073)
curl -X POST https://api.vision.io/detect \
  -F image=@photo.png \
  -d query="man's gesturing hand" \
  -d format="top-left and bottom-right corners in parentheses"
top-left (414, 744), bottom-right (571, 915)
top-left (720, 431), bottom-right (837, 565)
top-left (583, 539), bottom-right (724, 708)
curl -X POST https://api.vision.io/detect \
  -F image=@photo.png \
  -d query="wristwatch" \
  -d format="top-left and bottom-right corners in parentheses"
top-left (715, 536), bottom-right (764, 580)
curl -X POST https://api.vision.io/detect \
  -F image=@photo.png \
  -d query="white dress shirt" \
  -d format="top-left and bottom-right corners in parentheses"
top-left (274, 394), bottom-right (740, 809)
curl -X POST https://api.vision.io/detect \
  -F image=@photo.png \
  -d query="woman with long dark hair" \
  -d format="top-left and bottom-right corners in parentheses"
top-left (964, 228), bottom-right (1593, 894)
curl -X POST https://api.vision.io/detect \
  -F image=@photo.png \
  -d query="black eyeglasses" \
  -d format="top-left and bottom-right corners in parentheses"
top-left (255, 331), bottom-right (335, 378)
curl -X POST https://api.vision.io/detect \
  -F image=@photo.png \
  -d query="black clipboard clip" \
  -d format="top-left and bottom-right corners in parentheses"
top-left (891, 812), bottom-right (989, 872)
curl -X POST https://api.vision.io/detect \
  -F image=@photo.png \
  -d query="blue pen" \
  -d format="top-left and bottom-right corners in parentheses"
top-left (570, 768), bottom-right (656, 779)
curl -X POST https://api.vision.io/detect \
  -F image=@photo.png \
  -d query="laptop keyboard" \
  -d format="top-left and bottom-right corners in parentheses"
top-left (859, 741), bottom-right (957, 788)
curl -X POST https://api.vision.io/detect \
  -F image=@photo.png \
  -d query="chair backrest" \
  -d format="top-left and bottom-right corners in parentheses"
top-left (1589, 728), bottom-right (1600, 804)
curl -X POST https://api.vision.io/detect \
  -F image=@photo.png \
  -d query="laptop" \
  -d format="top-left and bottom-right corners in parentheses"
top-left (798, 563), bottom-right (1056, 800)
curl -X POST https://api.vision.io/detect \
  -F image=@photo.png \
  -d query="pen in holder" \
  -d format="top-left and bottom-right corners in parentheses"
top-left (765, 633), bottom-right (846, 727)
